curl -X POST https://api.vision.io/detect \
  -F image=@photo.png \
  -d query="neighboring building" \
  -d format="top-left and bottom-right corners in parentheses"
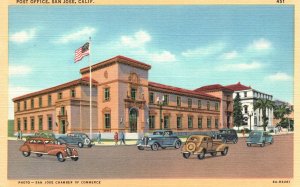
top-left (224, 82), bottom-right (274, 130)
top-left (273, 99), bottom-right (294, 127)
top-left (13, 55), bottom-right (233, 135)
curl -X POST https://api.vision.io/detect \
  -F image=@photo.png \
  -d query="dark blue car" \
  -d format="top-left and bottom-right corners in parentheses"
top-left (57, 133), bottom-right (93, 148)
top-left (246, 130), bottom-right (273, 147)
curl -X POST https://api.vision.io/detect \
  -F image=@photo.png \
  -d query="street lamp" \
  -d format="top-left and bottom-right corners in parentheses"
top-left (248, 111), bottom-right (254, 132)
top-left (156, 96), bottom-right (164, 130)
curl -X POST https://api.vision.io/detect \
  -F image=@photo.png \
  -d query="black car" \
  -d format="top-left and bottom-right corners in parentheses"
top-left (216, 128), bottom-right (238, 144)
top-left (57, 133), bottom-right (93, 148)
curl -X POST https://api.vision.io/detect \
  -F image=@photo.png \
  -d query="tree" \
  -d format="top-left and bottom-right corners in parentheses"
top-left (273, 104), bottom-right (293, 129)
top-left (254, 98), bottom-right (275, 131)
top-left (233, 94), bottom-right (243, 130)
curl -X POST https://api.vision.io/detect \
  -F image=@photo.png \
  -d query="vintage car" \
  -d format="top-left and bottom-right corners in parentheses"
top-left (57, 132), bottom-right (93, 148)
top-left (19, 137), bottom-right (79, 162)
top-left (215, 128), bottom-right (238, 144)
top-left (137, 130), bottom-right (182, 151)
top-left (246, 130), bottom-right (273, 147)
top-left (181, 135), bottom-right (229, 160)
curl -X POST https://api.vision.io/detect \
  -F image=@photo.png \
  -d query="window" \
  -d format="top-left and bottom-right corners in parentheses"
top-left (48, 116), bottom-right (52, 130)
top-left (207, 101), bottom-right (210, 110)
top-left (215, 102), bottom-right (219, 111)
top-left (71, 89), bottom-right (76, 97)
top-left (104, 88), bottom-right (110, 101)
top-left (198, 117), bottom-right (202, 129)
top-left (61, 106), bottom-right (65, 115)
top-left (17, 102), bottom-right (20, 112)
top-left (198, 100), bottom-right (201, 109)
top-left (244, 91), bottom-right (247, 98)
top-left (215, 118), bottom-right (219, 129)
top-left (39, 97), bottom-right (42, 108)
top-left (207, 117), bottom-right (211, 128)
top-left (39, 116), bottom-right (43, 130)
top-left (31, 98), bottom-right (34, 109)
top-left (17, 118), bottom-right (21, 131)
top-left (105, 113), bottom-right (111, 129)
top-left (30, 118), bottom-right (35, 130)
top-left (163, 95), bottom-right (169, 105)
top-left (164, 116), bottom-right (169, 129)
top-left (24, 118), bottom-right (27, 130)
top-left (58, 92), bottom-right (63, 99)
top-left (188, 98), bottom-right (192, 108)
top-left (188, 116), bottom-right (193, 129)
top-left (149, 92), bottom-right (154, 104)
top-left (24, 100), bottom-right (27, 110)
top-left (244, 105), bottom-right (248, 114)
top-left (177, 116), bottom-right (182, 129)
top-left (149, 115), bottom-right (155, 129)
top-left (131, 88), bottom-right (137, 100)
top-left (48, 95), bottom-right (52, 106)
top-left (177, 96), bottom-right (181, 107)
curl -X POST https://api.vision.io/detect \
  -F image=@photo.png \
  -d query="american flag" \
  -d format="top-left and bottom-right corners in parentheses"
top-left (74, 42), bottom-right (90, 63)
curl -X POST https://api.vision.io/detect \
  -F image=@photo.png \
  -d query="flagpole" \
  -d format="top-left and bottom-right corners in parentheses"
top-left (89, 37), bottom-right (92, 139)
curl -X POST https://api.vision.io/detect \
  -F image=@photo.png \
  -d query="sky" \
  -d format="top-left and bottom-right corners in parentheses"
top-left (8, 6), bottom-right (294, 119)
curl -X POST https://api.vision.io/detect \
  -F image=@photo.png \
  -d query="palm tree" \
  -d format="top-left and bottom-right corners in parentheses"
top-left (253, 98), bottom-right (275, 131)
top-left (273, 104), bottom-right (292, 128)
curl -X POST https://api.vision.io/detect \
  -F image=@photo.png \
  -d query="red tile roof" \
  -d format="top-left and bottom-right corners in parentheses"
top-left (13, 77), bottom-right (98, 102)
top-left (80, 55), bottom-right (151, 74)
top-left (224, 82), bottom-right (251, 91)
top-left (194, 84), bottom-right (234, 92)
top-left (149, 81), bottom-right (220, 101)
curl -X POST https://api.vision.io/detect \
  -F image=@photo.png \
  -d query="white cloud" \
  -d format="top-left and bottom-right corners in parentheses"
top-left (248, 38), bottom-right (272, 50)
top-left (10, 28), bottom-right (36, 43)
top-left (182, 42), bottom-right (225, 58)
top-left (222, 51), bottom-right (238, 60)
top-left (120, 30), bottom-right (151, 48)
top-left (9, 65), bottom-right (32, 76)
top-left (56, 27), bottom-right (96, 44)
top-left (217, 61), bottom-right (262, 72)
top-left (150, 51), bottom-right (176, 63)
top-left (266, 72), bottom-right (292, 81)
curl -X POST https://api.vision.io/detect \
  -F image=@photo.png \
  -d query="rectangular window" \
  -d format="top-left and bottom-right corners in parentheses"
top-left (105, 113), bottom-right (111, 128)
top-left (39, 97), bottom-right (42, 108)
top-left (58, 92), bottom-right (62, 99)
top-left (48, 116), bottom-right (52, 130)
top-left (244, 91), bottom-right (247, 98)
top-left (177, 116), bottom-right (182, 129)
top-left (198, 100), bottom-right (201, 109)
top-left (149, 115), bottom-right (155, 129)
top-left (163, 95), bottom-right (169, 105)
top-left (104, 88), bottom-right (110, 101)
top-left (188, 98), bottom-right (192, 108)
top-left (17, 102), bottom-right (20, 112)
top-left (207, 101), bottom-right (210, 110)
top-left (215, 118), bottom-right (219, 129)
top-left (131, 88), bottom-right (136, 100)
top-left (188, 116), bottom-right (193, 129)
top-left (149, 92), bottom-right (154, 104)
top-left (48, 95), bottom-right (52, 106)
top-left (39, 116), bottom-right (43, 130)
top-left (207, 117), bottom-right (211, 128)
top-left (198, 117), bottom-right (202, 129)
top-left (164, 116), bottom-right (169, 129)
top-left (177, 96), bottom-right (181, 107)
top-left (244, 105), bottom-right (248, 114)
top-left (71, 89), bottom-right (76, 97)
top-left (31, 98), bottom-right (34, 109)
top-left (215, 102), bottom-right (219, 111)
top-left (24, 118), bottom-right (27, 130)
top-left (17, 118), bottom-right (21, 131)
top-left (24, 100), bottom-right (27, 110)
top-left (30, 118), bottom-right (35, 130)
top-left (61, 106), bottom-right (65, 116)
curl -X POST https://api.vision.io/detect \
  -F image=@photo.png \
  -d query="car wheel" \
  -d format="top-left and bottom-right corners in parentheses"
top-left (78, 142), bottom-right (84, 148)
top-left (174, 140), bottom-right (181, 149)
top-left (57, 152), bottom-right (65, 162)
top-left (137, 146), bottom-right (144, 150)
top-left (151, 143), bottom-right (159, 151)
top-left (270, 139), bottom-right (274, 144)
top-left (211, 152), bottom-right (217, 156)
top-left (247, 143), bottom-right (251, 147)
top-left (221, 147), bottom-right (228, 156)
top-left (22, 151), bottom-right (31, 157)
top-left (183, 152), bottom-right (191, 159)
top-left (71, 157), bottom-right (79, 161)
top-left (233, 138), bottom-right (238, 144)
top-left (84, 138), bottom-right (91, 145)
top-left (198, 150), bottom-right (206, 160)
top-left (36, 153), bottom-right (43, 157)
top-left (260, 142), bottom-right (265, 147)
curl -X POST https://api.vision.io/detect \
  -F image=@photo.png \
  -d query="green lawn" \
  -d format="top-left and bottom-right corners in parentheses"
top-left (8, 120), bottom-right (14, 137)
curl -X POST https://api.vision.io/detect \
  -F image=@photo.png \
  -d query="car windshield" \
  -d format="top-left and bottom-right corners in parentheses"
top-left (153, 131), bottom-right (163, 135)
top-left (250, 131), bottom-right (262, 137)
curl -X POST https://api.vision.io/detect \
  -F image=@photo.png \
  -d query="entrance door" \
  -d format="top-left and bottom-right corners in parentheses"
top-left (129, 108), bottom-right (138, 133)
top-left (60, 120), bottom-right (66, 134)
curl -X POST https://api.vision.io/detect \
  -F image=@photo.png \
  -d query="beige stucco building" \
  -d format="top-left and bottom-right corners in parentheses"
top-left (13, 56), bottom-right (234, 135)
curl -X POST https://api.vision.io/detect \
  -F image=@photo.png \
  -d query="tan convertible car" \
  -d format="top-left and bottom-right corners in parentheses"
top-left (181, 135), bottom-right (229, 160)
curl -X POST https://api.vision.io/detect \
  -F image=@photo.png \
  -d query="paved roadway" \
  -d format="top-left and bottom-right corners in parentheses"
top-left (8, 134), bottom-right (293, 179)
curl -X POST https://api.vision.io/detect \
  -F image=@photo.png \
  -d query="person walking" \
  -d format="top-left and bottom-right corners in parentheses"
top-left (97, 131), bottom-right (102, 144)
top-left (17, 131), bottom-right (20, 140)
top-left (114, 132), bottom-right (119, 145)
top-left (120, 131), bottom-right (126, 145)
top-left (19, 130), bottom-right (23, 141)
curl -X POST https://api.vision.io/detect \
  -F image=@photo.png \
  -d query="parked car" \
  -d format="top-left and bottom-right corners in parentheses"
top-left (181, 135), bottom-right (229, 160)
top-left (137, 130), bottom-right (182, 151)
top-left (19, 137), bottom-right (79, 162)
top-left (246, 130), bottom-right (273, 147)
top-left (57, 133), bottom-right (93, 148)
top-left (216, 128), bottom-right (238, 144)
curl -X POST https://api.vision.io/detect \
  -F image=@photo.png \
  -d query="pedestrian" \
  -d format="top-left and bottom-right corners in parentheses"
top-left (17, 131), bottom-right (20, 140)
top-left (114, 132), bottom-right (118, 145)
top-left (120, 131), bottom-right (126, 145)
top-left (97, 131), bottom-right (102, 144)
top-left (20, 130), bottom-right (23, 140)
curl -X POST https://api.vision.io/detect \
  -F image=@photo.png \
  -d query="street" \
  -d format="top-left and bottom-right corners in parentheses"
top-left (8, 134), bottom-right (293, 179)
